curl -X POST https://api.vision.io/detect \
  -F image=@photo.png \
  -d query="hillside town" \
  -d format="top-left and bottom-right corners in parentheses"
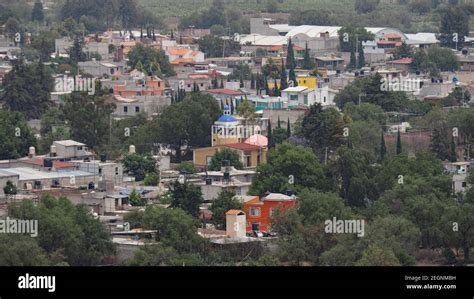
top-left (0, 0), bottom-right (473, 268)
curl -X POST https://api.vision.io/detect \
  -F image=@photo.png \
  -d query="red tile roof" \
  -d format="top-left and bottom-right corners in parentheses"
top-left (207, 89), bottom-right (250, 96)
top-left (391, 58), bottom-right (413, 64)
top-left (222, 143), bottom-right (261, 151)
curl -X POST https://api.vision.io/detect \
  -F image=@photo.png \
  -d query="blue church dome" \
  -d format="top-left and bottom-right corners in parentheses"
top-left (217, 115), bottom-right (237, 123)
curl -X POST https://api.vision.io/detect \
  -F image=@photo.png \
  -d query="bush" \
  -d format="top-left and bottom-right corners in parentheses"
top-left (144, 172), bottom-right (160, 186)
top-left (442, 248), bottom-right (457, 265)
top-left (129, 189), bottom-right (145, 206)
top-left (177, 161), bottom-right (196, 174)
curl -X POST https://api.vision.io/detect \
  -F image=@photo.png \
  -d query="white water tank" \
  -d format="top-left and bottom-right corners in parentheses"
top-left (129, 145), bottom-right (136, 154)
top-left (28, 146), bottom-right (36, 158)
top-left (50, 145), bottom-right (57, 157)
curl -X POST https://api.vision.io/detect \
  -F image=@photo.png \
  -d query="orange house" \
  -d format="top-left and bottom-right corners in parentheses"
top-left (113, 76), bottom-right (165, 97)
top-left (243, 193), bottom-right (296, 233)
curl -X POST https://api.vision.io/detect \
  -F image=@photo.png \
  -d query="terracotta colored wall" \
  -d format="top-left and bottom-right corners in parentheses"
top-left (244, 200), bottom-right (296, 232)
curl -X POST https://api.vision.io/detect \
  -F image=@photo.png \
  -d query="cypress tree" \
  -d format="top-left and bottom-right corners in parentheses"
top-left (32, 0), bottom-right (44, 22)
top-left (277, 116), bottom-right (281, 129)
top-left (273, 79), bottom-right (280, 96)
top-left (396, 129), bottom-right (402, 155)
top-left (349, 48), bottom-right (356, 70)
top-left (280, 59), bottom-right (288, 91)
top-left (287, 117), bottom-right (291, 138)
top-left (220, 79), bottom-right (224, 88)
top-left (268, 121), bottom-right (274, 148)
top-left (286, 37), bottom-right (296, 69)
top-left (358, 46), bottom-right (365, 68)
top-left (450, 135), bottom-right (457, 162)
top-left (265, 77), bottom-right (270, 95)
top-left (380, 129), bottom-right (387, 161)
top-left (302, 42), bottom-right (315, 70)
top-left (289, 67), bottom-right (298, 87)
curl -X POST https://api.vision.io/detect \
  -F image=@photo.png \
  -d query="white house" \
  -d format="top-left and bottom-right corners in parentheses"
top-left (314, 86), bottom-right (338, 107)
top-left (281, 86), bottom-right (316, 107)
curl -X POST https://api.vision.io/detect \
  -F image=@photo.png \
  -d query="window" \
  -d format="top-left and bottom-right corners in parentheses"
top-left (135, 106), bottom-right (140, 113)
top-left (124, 106), bottom-right (128, 113)
top-left (235, 187), bottom-right (242, 195)
top-left (250, 207), bottom-right (260, 217)
top-left (462, 182), bottom-right (467, 188)
top-left (304, 95), bottom-right (308, 105)
top-left (115, 167), bottom-right (119, 175)
top-left (251, 222), bottom-right (260, 231)
top-left (206, 156), bottom-right (213, 166)
top-left (270, 208), bottom-right (279, 217)
top-left (99, 168), bottom-right (102, 174)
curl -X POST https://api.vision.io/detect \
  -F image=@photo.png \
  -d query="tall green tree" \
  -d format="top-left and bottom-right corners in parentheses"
top-left (249, 143), bottom-right (331, 197)
top-left (268, 121), bottom-right (274, 149)
top-left (209, 148), bottom-right (244, 171)
top-left (302, 42), bottom-right (315, 70)
top-left (0, 111), bottom-right (37, 159)
top-left (149, 93), bottom-right (221, 161)
top-left (301, 104), bottom-right (345, 157)
top-left (439, 6), bottom-right (469, 49)
top-left (450, 135), bottom-right (457, 163)
top-left (280, 60), bottom-right (288, 91)
top-left (210, 190), bottom-right (243, 229)
top-left (358, 46), bottom-right (365, 68)
top-left (396, 129), bottom-right (402, 155)
top-left (169, 181), bottom-right (204, 218)
top-left (1, 62), bottom-right (54, 119)
top-left (380, 129), bottom-right (387, 162)
top-left (31, 0), bottom-right (44, 22)
top-left (127, 43), bottom-right (175, 77)
top-left (286, 38), bottom-right (296, 70)
top-left (287, 117), bottom-right (291, 138)
top-left (8, 195), bottom-right (115, 266)
top-left (62, 87), bottom-right (115, 150)
top-left (122, 154), bottom-right (157, 181)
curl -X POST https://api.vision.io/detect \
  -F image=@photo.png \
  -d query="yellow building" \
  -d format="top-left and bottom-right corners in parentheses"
top-left (297, 76), bottom-right (318, 89)
top-left (194, 136), bottom-right (268, 170)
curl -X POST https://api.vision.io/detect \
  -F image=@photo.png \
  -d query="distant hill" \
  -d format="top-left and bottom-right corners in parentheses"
top-left (138, 0), bottom-right (468, 33)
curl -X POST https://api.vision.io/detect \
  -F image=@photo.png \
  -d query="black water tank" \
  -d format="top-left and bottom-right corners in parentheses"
top-left (100, 154), bottom-right (107, 162)
top-left (43, 159), bottom-right (53, 168)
